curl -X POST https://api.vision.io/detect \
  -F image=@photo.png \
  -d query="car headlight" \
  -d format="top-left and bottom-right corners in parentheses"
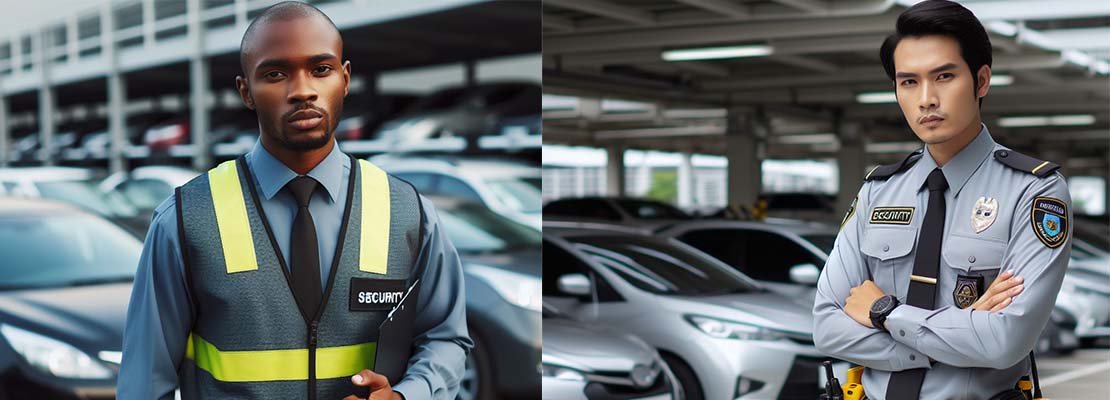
top-left (684, 315), bottom-right (787, 341)
top-left (467, 264), bottom-right (541, 312)
top-left (0, 324), bottom-right (113, 379)
top-left (540, 362), bottom-right (586, 382)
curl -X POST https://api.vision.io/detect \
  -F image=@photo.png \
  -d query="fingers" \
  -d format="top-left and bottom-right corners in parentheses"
top-left (352, 369), bottom-right (391, 392)
top-left (989, 296), bottom-right (1012, 313)
top-left (984, 272), bottom-right (1021, 298)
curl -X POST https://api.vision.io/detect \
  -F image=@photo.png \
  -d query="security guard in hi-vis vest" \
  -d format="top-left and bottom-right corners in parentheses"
top-left (117, 3), bottom-right (471, 399)
top-left (812, 1), bottom-right (1071, 399)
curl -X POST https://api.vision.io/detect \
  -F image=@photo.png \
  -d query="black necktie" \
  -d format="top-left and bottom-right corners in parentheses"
top-left (888, 168), bottom-right (948, 399)
top-left (287, 176), bottom-right (322, 319)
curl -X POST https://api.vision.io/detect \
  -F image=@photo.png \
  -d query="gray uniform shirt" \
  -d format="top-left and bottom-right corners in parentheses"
top-left (813, 125), bottom-right (1072, 400)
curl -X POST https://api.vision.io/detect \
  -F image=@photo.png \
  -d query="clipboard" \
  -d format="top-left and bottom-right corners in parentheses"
top-left (374, 278), bottom-right (421, 384)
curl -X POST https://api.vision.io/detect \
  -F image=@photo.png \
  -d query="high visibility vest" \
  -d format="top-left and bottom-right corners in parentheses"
top-left (174, 154), bottom-right (423, 399)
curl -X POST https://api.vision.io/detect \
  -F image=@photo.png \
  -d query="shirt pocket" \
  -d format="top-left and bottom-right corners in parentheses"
top-left (942, 234), bottom-right (1007, 308)
top-left (861, 227), bottom-right (917, 297)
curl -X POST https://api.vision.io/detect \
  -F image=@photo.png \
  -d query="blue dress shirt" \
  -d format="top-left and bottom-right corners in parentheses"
top-left (117, 140), bottom-right (472, 400)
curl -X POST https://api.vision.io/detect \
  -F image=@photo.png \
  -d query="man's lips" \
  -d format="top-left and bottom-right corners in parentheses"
top-left (920, 115), bottom-right (945, 125)
top-left (287, 110), bottom-right (325, 130)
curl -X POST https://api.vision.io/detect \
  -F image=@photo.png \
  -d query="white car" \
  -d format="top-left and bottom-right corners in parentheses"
top-left (544, 223), bottom-right (839, 400)
top-left (99, 165), bottom-right (198, 213)
top-left (369, 155), bottom-right (540, 229)
top-left (0, 167), bottom-right (144, 235)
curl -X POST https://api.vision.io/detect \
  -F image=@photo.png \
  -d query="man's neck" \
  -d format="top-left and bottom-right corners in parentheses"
top-left (926, 118), bottom-right (981, 167)
top-left (260, 136), bottom-right (334, 175)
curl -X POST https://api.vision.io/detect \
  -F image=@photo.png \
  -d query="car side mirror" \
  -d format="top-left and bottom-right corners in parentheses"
top-left (790, 263), bottom-right (820, 285)
top-left (557, 273), bottom-right (593, 297)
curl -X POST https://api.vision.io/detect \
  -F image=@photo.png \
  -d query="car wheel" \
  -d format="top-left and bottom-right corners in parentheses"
top-left (660, 352), bottom-right (705, 400)
top-left (456, 332), bottom-right (494, 400)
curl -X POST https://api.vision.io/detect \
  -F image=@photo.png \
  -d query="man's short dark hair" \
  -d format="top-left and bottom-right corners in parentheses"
top-left (239, 1), bottom-right (340, 76)
top-left (879, 0), bottom-right (992, 106)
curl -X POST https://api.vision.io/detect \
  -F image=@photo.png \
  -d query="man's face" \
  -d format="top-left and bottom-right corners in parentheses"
top-left (892, 35), bottom-right (988, 146)
top-left (238, 17), bottom-right (349, 152)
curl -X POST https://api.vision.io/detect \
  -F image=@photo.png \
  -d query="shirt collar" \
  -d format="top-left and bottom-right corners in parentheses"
top-left (909, 123), bottom-right (995, 197)
top-left (246, 139), bottom-right (349, 203)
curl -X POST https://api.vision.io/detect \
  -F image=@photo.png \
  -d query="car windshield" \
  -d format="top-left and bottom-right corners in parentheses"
top-left (613, 199), bottom-right (689, 220)
top-left (801, 234), bottom-right (837, 254)
top-left (0, 213), bottom-right (141, 290)
top-left (571, 235), bottom-right (758, 296)
top-left (36, 180), bottom-right (138, 218)
top-left (484, 177), bottom-right (541, 214)
top-left (438, 202), bottom-right (540, 254)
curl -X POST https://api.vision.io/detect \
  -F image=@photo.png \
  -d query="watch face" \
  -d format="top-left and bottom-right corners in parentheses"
top-left (871, 296), bottom-right (892, 313)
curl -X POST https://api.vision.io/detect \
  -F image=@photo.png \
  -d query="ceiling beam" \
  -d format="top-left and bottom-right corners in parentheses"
top-left (769, 54), bottom-right (839, 73)
top-left (772, 0), bottom-right (829, 13)
top-left (674, 0), bottom-right (751, 18)
top-left (543, 13), bottom-right (575, 31)
top-left (543, 0), bottom-right (655, 26)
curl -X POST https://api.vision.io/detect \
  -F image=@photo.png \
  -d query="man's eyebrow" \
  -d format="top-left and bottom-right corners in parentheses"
top-left (254, 53), bottom-right (337, 73)
top-left (307, 53), bottom-right (338, 64)
top-left (894, 63), bottom-right (959, 79)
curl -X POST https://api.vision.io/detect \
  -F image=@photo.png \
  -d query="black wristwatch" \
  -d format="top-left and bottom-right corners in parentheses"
top-left (869, 295), bottom-right (901, 332)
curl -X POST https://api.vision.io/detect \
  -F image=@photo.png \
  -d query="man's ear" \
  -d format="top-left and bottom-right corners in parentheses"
top-left (976, 64), bottom-right (992, 99)
top-left (342, 60), bottom-right (351, 97)
top-left (236, 76), bottom-right (255, 110)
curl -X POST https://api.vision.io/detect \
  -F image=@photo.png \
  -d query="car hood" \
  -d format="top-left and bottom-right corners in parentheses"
top-left (0, 282), bottom-right (131, 352)
top-left (460, 247), bottom-right (541, 277)
top-left (543, 318), bottom-right (655, 372)
top-left (670, 290), bottom-right (815, 336)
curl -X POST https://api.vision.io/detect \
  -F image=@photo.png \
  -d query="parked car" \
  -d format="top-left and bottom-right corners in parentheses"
top-left (99, 165), bottom-right (198, 215)
top-left (375, 82), bottom-right (540, 148)
top-left (542, 302), bottom-right (679, 400)
top-left (543, 222), bottom-right (831, 400)
top-left (543, 197), bottom-right (692, 231)
top-left (373, 155), bottom-right (541, 230)
top-left (757, 192), bottom-right (838, 223)
top-left (0, 198), bottom-right (141, 399)
top-left (0, 167), bottom-right (145, 237)
top-left (430, 197), bottom-right (541, 400)
top-left (1058, 256), bottom-right (1110, 346)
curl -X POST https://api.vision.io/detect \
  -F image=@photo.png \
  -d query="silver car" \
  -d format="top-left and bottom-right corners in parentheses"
top-left (543, 223), bottom-right (834, 400)
top-left (542, 304), bottom-right (679, 400)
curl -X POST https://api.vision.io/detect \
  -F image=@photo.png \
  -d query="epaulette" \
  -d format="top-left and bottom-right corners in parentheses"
top-left (993, 149), bottom-right (1060, 178)
top-left (865, 149), bottom-right (923, 181)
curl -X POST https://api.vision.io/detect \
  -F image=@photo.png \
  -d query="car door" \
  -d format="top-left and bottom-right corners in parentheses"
top-left (542, 237), bottom-right (625, 321)
top-left (677, 228), bottom-right (824, 285)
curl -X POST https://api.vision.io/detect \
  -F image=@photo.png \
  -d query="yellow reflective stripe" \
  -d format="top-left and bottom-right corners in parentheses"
top-left (359, 160), bottom-right (390, 274)
top-left (185, 333), bottom-right (376, 382)
top-left (208, 160), bottom-right (258, 274)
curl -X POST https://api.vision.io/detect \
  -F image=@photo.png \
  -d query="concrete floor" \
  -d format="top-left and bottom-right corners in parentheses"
top-left (1037, 348), bottom-right (1110, 400)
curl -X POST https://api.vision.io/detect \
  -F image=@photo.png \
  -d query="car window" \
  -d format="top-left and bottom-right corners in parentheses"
top-left (571, 235), bottom-right (758, 295)
top-left (544, 199), bottom-right (620, 221)
top-left (434, 176), bottom-right (484, 204)
top-left (117, 178), bottom-right (173, 210)
top-left (394, 173), bottom-right (437, 193)
top-left (0, 213), bottom-right (141, 289)
top-left (484, 177), bottom-right (541, 214)
top-left (35, 180), bottom-right (138, 218)
top-left (437, 202), bottom-right (539, 254)
top-left (614, 199), bottom-right (689, 220)
top-left (801, 234), bottom-right (837, 255)
top-left (542, 239), bottom-right (621, 302)
top-left (679, 228), bottom-right (823, 284)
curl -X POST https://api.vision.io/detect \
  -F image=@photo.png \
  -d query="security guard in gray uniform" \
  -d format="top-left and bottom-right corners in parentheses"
top-left (812, 1), bottom-right (1071, 399)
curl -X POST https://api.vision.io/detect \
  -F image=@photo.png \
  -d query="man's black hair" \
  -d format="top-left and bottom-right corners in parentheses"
top-left (879, 0), bottom-right (992, 107)
top-left (239, 1), bottom-right (340, 76)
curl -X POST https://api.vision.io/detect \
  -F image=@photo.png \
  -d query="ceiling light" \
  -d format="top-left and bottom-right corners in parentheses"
top-left (990, 74), bottom-right (1013, 86)
top-left (856, 91), bottom-right (896, 104)
top-left (662, 45), bottom-right (773, 62)
top-left (998, 114), bottom-right (1095, 128)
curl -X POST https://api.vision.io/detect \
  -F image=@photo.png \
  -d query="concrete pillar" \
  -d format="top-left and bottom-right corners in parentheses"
top-left (636, 154), bottom-right (651, 196)
top-left (35, 29), bottom-right (54, 166)
top-left (606, 145), bottom-right (625, 197)
top-left (724, 108), bottom-right (761, 208)
top-left (235, 0), bottom-right (248, 27)
top-left (1104, 150), bottom-right (1109, 217)
top-left (837, 120), bottom-right (866, 214)
top-left (678, 151), bottom-right (694, 209)
top-left (103, 2), bottom-right (127, 174)
top-left (143, 0), bottom-right (156, 48)
top-left (189, 0), bottom-right (211, 170)
top-left (0, 87), bottom-right (8, 167)
top-left (67, 14), bottom-right (79, 62)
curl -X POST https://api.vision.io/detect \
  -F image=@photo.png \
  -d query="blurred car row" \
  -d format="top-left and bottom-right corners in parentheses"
top-left (7, 82), bottom-right (540, 164)
top-left (542, 195), bottom-right (1110, 400)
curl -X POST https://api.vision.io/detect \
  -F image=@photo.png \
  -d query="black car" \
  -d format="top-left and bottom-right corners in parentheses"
top-left (428, 197), bottom-right (541, 400)
top-left (0, 198), bottom-right (141, 399)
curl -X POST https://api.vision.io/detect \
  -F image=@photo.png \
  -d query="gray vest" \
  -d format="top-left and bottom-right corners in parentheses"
top-left (174, 154), bottom-right (423, 399)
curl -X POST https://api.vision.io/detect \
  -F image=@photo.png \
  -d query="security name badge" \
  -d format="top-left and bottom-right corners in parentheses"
top-left (349, 278), bottom-right (407, 312)
top-left (971, 197), bottom-right (999, 233)
top-left (953, 274), bottom-right (984, 309)
top-left (870, 207), bottom-right (914, 225)
top-left (1031, 197), bottom-right (1068, 248)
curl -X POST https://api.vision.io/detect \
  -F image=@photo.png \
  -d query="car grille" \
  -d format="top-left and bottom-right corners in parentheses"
top-left (777, 355), bottom-right (823, 400)
top-left (584, 372), bottom-right (670, 400)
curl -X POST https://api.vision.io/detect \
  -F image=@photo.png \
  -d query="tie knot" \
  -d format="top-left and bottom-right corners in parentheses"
top-left (926, 168), bottom-right (948, 192)
top-left (287, 176), bottom-right (318, 207)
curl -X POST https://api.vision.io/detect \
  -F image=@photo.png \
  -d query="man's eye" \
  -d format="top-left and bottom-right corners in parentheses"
top-left (265, 71), bottom-right (284, 79)
top-left (938, 73), bottom-right (953, 80)
top-left (314, 66), bottom-right (333, 74)
top-left (900, 79), bottom-right (916, 86)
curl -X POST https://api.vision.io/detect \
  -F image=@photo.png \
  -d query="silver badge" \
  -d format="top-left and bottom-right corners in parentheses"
top-left (971, 197), bottom-right (999, 233)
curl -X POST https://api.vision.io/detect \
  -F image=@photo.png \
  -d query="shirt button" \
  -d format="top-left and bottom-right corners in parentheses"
top-left (900, 330), bottom-right (906, 337)
top-left (883, 245), bottom-right (890, 252)
top-left (909, 354), bottom-right (916, 361)
top-left (999, 151), bottom-right (1009, 158)
top-left (969, 255), bottom-right (976, 263)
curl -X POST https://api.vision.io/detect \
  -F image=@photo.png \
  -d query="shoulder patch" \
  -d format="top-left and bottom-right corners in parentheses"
top-left (865, 149), bottom-right (924, 181)
top-left (1031, 197), bottom-right (1068, 248)
top-left (994, 149), bottom-right (1060, 178)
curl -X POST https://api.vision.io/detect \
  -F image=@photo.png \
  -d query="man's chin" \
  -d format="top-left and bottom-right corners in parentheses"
top-left (280, 130), bottom-right (332, 151)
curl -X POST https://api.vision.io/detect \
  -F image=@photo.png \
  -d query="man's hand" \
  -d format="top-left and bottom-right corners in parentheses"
top-left (845, 280), bottom-right (886, 328)
top-left (970, 271), bottom-right (1024, 312)
top-left (343, 370), bottom-right (403, 400)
